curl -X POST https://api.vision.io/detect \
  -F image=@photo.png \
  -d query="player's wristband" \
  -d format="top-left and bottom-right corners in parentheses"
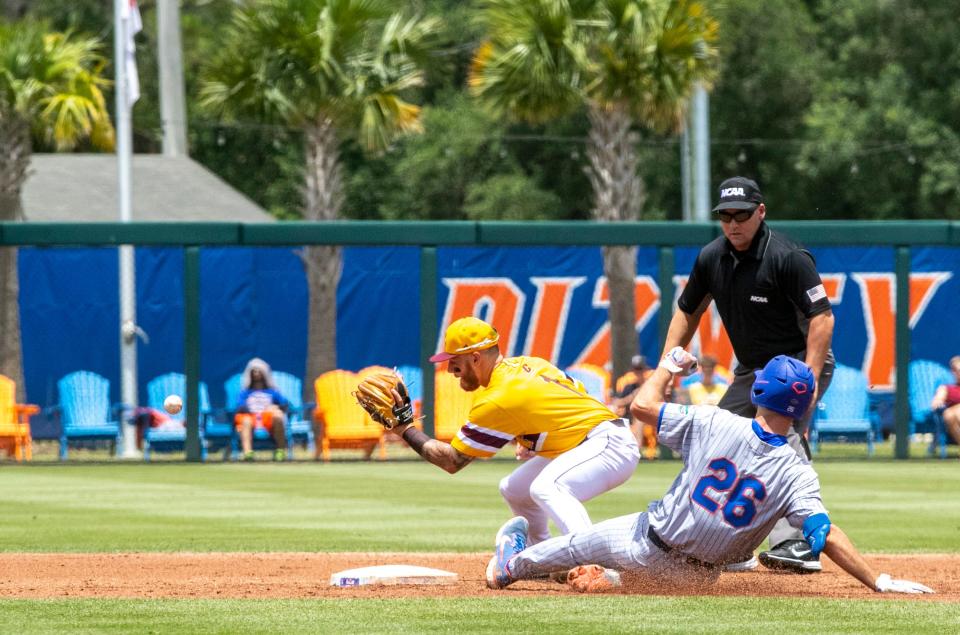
top-left (392, 401), bottom-right (414, 427)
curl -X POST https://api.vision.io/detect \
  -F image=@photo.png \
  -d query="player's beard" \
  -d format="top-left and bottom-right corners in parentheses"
top-left (457, 366), bottom-right (481, 392)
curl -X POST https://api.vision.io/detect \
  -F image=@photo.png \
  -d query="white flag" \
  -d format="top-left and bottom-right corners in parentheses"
top-left (120, 0), bottom-right (142, 105)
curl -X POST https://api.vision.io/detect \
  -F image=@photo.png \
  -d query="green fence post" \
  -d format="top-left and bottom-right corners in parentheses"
top-left (420, 246), bottom-right (437, 438)
top-left (894, 246), bottom-right (911, 459)
top-left (657, 246), bottom-right (676, 460)
top-left (658, 246), bottom-right (675, 353)
top-left (184, 246), bottom-right (202, 462)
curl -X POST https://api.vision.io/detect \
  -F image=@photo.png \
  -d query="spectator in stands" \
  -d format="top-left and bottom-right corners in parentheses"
top-left (612, 355), bottom-right (651, 404)
top-left (610, 355), bottom-right (659, 460)
top-left (235, 358), bottom-right (289, 461)
top-left (931, 355), bottom-right (960, 453)
top-left (684, 355), bottom-right (728, 406)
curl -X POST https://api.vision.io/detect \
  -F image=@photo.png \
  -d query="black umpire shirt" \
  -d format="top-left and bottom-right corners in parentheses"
top-left (677, 222), bottom-right (832, 369)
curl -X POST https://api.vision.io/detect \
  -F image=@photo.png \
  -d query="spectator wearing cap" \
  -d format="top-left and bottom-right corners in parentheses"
top-left (659, 176), bottom-right (835, 574)
top-left (613, 355), bottom-right (652, 398)
top-left (389, 316), bottom-right (640, 547)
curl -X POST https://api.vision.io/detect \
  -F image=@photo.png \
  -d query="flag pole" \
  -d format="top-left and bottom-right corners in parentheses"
top-left (115, 0), bottom-right (139, 458)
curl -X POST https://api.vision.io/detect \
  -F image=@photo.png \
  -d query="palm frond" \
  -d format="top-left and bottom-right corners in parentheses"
top-left (471, 0), bottom-right (718, 131)
top-left (200, 0), bottom-right (437, 149)
top-left (0, 18), bottom-right (113, 150)
top-left (358, 94), bottom-right (422, 151)
top-left (469, 0), bottom-right (591, 122)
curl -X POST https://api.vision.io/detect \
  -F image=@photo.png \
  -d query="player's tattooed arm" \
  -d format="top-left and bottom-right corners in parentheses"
top-left (398, 425), bottom-right (474, 473)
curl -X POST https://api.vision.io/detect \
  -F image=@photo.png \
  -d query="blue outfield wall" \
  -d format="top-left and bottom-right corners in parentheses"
top-left (19, 244), bottom-right (960, 438)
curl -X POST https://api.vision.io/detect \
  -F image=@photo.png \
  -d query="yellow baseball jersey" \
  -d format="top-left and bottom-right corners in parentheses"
top-left (451, 356), bottom-right (618, 459)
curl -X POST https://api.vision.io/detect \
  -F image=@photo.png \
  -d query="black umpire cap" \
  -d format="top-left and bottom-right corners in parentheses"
top-left (712, 176), bottom-right (763, 212)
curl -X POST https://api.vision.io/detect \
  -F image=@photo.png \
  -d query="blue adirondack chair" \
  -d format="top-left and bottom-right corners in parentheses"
top-left (201, 412), bottom-right (235, 460)
top-left (143, 373), bottom-right (212, 461)
top-left (809, 364), bottom-right (875, 456)
top-left (56, 371), bottom-right (122, 460)
top-left (224, 372), bottom-right (293, 459)
top-left (909, 360), bottom-right (954, 458)
top-left (273, 371), bottom-right (314, 457)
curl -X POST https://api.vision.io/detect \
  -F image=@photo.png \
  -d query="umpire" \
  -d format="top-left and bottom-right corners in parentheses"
top-left (661, 176), bottom-right (835, 574)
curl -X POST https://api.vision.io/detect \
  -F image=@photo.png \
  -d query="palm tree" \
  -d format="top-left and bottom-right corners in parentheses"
top-left (470, 0), bottom-right (717, 380)
top-left (201, 0), bottom-right (440, 396)
top-left (0, 19), bottom-right (113, 396)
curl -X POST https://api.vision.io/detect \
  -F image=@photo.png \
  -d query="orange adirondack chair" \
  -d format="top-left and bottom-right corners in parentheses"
top-left (312, 367), bottom-right (389, 461)
top-left (433, 371), bottom-right (475, 442)
top-left (0, 375), bottom-right (39, 461)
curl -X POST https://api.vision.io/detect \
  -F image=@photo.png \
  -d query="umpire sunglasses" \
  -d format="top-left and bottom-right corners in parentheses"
top-left (716, 208), bottom-right (757, 223)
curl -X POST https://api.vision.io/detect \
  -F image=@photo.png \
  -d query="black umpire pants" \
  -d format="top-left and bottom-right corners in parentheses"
top-left (717, 350), bottom-right (835, 548)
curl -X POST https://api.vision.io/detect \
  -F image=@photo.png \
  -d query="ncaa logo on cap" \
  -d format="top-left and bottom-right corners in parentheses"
top-left (712, 176), bottom-right (764, 212)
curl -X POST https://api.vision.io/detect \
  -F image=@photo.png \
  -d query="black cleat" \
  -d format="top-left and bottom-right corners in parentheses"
top-left (759, 540), bottom-right (822, 574)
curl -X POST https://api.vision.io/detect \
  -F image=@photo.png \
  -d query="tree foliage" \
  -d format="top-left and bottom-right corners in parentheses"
top-left (0, 16), bottom-right (114, 398)
top-left (708, 0), bottom-right (822, 215)
top-left (794, 0), bottom-right (960, 218)
top-left (468, 0), bottom-right (718, 380)
top-left (197, 0), bottom-right (443, 385)
top-left (0, 18), bottom-right (114, 152)
top-left (15, 0), bottom-right (960, 220)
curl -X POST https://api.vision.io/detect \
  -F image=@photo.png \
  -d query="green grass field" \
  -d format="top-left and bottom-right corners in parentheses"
top-left (0, 457), bottom-right (957, 633)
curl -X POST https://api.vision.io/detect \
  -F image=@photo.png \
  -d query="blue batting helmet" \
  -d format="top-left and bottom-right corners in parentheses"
top-left (750, 355), bottom-right (815, 417)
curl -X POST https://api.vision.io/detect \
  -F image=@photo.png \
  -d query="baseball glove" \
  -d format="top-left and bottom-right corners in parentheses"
top-left (353, 369), bottom-right (414, 430)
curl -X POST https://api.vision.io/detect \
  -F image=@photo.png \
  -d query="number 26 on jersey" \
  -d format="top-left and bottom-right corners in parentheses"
top-left (691, 458), bottom-right (767, 528)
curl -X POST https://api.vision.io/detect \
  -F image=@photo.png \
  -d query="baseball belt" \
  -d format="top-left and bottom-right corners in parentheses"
top-left (647, 526), bottom-right (718, 571)
top-left (579, 418), bottom-right (629, 445)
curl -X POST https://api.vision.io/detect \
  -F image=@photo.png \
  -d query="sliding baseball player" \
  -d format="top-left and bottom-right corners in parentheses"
top-left (485, 349), bottom-right (933, 596)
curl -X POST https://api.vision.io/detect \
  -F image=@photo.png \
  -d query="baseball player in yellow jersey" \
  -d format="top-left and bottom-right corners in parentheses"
top-left (391, 317), bottom-right (640, 544)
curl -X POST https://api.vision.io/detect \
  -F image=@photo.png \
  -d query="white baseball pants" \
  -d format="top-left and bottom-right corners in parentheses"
top-left (498, 419), bottom-right (640, 544)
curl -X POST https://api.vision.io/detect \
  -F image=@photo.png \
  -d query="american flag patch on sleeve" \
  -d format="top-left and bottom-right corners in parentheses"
top-left (806, 284), bottom-right (827, 303)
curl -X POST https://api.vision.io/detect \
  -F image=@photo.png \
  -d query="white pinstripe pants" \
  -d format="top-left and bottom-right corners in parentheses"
top-left (508, 511), bottom-right (721, 586)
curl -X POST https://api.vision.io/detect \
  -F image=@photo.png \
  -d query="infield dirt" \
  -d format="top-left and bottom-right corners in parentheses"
top-left (0, 553), bottom-right (957, 601)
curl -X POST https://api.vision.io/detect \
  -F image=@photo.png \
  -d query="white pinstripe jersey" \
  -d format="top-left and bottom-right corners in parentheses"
top-left (648, 403), bottom-right (827, 564)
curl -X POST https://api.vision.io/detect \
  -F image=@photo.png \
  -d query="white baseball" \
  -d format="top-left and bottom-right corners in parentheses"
top-left (163, 394), bottom-right (183, 415)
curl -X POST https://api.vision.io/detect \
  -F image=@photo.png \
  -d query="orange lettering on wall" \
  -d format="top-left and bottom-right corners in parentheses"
top-left (852, 272), bottom-right (952, 389)
top-left (696, 308), bottom-right (735, 371)
top-left (820, 274), bottom-right (845, 303)
top-left (908, 272), bottom-right (953, 329)
top-left (440, 278), bottom-right (525, 356)
top-left (671, 275), bottom-right (735, 369)
top-left (574, 277), bottom-right (660, 368)
top-left (524, 277), bottom-right (586, 363)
